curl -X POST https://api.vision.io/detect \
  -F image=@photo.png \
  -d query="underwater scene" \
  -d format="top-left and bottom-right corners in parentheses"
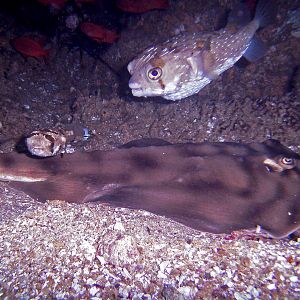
top-left (0, 0), bottom-right (299, 298)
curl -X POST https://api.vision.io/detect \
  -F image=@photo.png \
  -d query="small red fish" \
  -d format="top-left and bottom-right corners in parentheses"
top-left (36, 0), bottom-right (67, 10)
top-left (75, 0), bottom-right (97, 4)
top-left (11, 37), bottom-right (49, 59)
top-left (79, 22), bottom-right (119, 44)
top-left (116, 0), bottom-right (169, 13)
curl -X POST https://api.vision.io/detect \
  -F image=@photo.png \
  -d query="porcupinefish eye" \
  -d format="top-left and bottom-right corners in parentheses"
top-left (147, 67), bottom-right (162, 80)
top-left (279, 157), bottom-right (295, 169)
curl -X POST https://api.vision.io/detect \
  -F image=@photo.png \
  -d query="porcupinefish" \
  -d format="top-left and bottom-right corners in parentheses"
top-left (0, 138), bottom-right (300, 238)
top-left (25, 129), bottom-right (67, 157)
top-left (127, 0), bottom-right (275, 101)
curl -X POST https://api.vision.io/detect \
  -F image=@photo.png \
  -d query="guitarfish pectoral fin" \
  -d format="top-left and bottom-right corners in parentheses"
top-left (10, 176), bottom-right (125, 204)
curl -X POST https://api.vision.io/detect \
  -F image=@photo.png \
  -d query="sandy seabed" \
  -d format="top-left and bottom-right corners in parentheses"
top-left (0, 184), bottom-right (299, 299)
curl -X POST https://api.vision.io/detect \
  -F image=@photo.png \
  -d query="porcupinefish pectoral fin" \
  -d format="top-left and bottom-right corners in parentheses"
top-left (202, 51), bottom-right (219, 80)
top-left (187, 51), bottom-right (219, 80)
top-left (186, 53), bottom-right (202, 76)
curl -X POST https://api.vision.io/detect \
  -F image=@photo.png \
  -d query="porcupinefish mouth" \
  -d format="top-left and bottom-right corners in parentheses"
top-left (128, 80), bottom-right (145, 97)
top-left (131, 88), bottom-right (145, 97)
top-left (131, 88), bottom-right (165, 98)
top-left (129, 81), bottom-right (163, 97)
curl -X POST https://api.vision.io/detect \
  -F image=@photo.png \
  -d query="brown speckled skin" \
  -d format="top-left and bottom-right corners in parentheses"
top-left (1, 139), bottom-right (300, 238)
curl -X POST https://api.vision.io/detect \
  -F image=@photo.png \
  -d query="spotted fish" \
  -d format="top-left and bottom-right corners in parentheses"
top-left (127, 0), bottom-right (275, 100)
top-left (25, 129), bottom-right (67, 157)
top-left (0, 138), bottom-right (299, 238)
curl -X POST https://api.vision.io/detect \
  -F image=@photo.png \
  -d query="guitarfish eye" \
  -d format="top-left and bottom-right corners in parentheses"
top-left (279, 157), bottom-right (295, 169)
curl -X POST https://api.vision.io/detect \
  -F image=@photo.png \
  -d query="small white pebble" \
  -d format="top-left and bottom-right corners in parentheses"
top-left (234, 291), bottom-right (247, 300)
top-left (142, 211), bottom-right (151, 216)
top-left (122, 267), bottom-right (132, 279)
top-left (97, 255), bottom-right (105, 265)
top-left (82, 207), bottom-right (91, 214)
top-left (210, 270), bottom-right (217, 277)
top-left (157, 271), bottom-right (167, 279)
top-left (159, 261), bottom-right (170, 273)
top-left (113, 221), bottom-right (125, 231)
top-left (154, 243), bottom-right (166, 250)
top-left (178, 286), bottom-right (194, 297)
top-left (89, 286), bottom-right (99, 296)
top-left (213, 266), bottom-right (221, 274)
top-left (86, 278), bottom-right (96, 285)
top-left (290, 276), bottom-right (298, 282)
top-left (65, 144), bottom-right (76, 153)
top-left (256, 225), bottom-right (261, 233)
top-left (226, 269), bottom-right (233, 278)
top-left (247, 286), bottom-right (260, 297)
top-left (267, 283), bottom-right (276, 290)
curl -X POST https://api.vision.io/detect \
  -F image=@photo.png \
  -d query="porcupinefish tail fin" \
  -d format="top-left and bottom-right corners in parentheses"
top-left (243, 35), bottom-right (267, 62)
top-left (254, 0), bottom-right (277, 29)
top-left (243, 0), bottom-right (276, 62)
